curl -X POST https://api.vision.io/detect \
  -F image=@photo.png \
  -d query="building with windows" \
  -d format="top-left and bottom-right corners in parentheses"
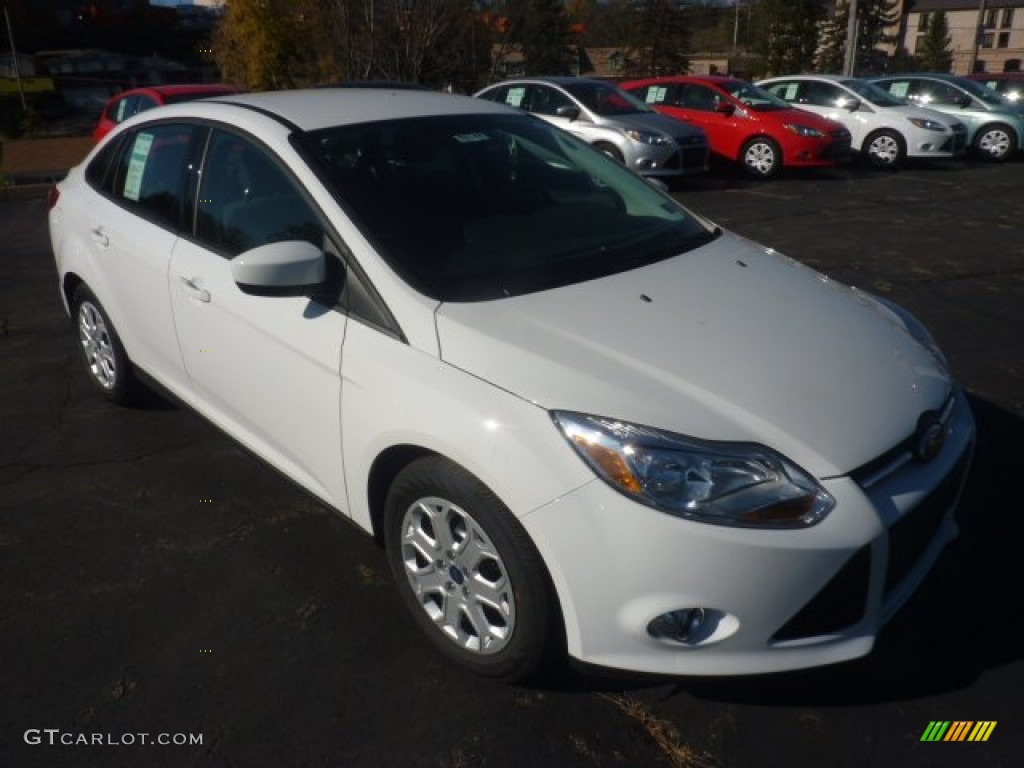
top-left (904, 0), bottom-right (1023, 74)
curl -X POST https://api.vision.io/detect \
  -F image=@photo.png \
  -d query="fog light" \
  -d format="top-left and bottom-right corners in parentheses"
top-left (647, 608), bottom-right (706, 642)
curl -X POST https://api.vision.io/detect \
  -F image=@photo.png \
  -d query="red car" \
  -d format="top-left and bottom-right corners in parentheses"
top-left (621, 76), bottom-right (851, 178)
top-left (93, 84), bottom-right (243, 142)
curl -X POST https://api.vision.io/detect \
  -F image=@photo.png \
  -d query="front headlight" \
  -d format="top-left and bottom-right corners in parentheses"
top-left (784, 123), bottom-right (825, 138)
top-left (907, 117), bottom-right (946, 132)
top-left (625, 129), bottom-right (673, 146)
top-left (552, 412), bottom-right (835, 528)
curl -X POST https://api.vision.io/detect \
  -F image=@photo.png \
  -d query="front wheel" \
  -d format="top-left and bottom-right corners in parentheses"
top-left (974, 124), bottom-right (1017, 161)
top-left (864, 129), bottom-right (905, 169)
top-left (384, 456), bottom-right (556, 681)
top-left (741, 137), bottom-right (781, 178)
top-left (593, 142), bottom-right (625, 164)
top-left (71, 285), bottom-right (135, 404)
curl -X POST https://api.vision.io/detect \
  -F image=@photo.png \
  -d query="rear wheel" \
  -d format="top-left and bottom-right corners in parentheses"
top-left (864, 129), bottom-right (905, 169)
top-left (384, 456), bottom-right (556, 681)
top-left (71, 286), bottom-right (135, 404)
top-left (974, 124), bottom-right (1016, 161)
top-left (741, 137), bottom-right (781, 178)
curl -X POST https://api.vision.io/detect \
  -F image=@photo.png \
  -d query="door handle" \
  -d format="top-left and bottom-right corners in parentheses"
top-left (180, 276), bottom-right (211, 303)
top-left (90, 226), bottom-right (109, 247)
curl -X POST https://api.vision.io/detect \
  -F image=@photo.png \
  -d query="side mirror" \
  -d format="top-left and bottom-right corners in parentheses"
top-left (957, 93), bottom-right (973, 108)
top-left (714, 101), bottom-right (736, 116)
top-left (556, 104), bottom-right (581, 121)
top-left (231, 240), bottom-right (326, 296)
top-left (842, 98), bottom-right (860, 112)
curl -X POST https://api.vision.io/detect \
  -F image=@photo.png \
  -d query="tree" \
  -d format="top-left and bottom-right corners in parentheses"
top-left (916, 10), bottom-right (953, 73)
top-left (519, 0), bottom-right (573, 75)
top-left (814, 12), bottom-right (846, 73)
top-left (754, 0), bottom-right (824, 77)
top-left (829, 0), bottom-right (901, 75)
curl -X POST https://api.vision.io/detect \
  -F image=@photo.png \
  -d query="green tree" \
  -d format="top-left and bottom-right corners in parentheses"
top-left (830, 0), bottom-right (901, 74)
top-left (814, 13), bottom-right (846, 73)
top-left (520, 0), bottom-right (573, 75)
top-left (916, 10), bottom-right (953, 73)
top-left (754, 0), bottom-right (824, 77)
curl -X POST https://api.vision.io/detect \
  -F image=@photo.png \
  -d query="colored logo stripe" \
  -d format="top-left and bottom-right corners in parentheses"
top-left (920, 721), bottom-right (996, 742)
top-left (921, 721), bottom-right (949, 741)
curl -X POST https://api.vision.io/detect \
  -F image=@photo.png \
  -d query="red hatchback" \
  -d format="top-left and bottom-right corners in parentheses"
top-left (93, 84), bottom-right (243, 142)
top-left (621, 76), bottom-right (851, 178)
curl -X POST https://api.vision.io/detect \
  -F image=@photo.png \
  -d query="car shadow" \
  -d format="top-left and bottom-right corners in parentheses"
top-left (551, 394), bottom-right (1023, 702)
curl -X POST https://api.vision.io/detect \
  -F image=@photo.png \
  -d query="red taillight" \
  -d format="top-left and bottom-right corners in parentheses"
top-left (46, 186), bottom-right (60, 211)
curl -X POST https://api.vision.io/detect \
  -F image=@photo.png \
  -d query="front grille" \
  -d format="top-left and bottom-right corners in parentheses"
top-left (771, 546), bottom-right (871, 641)
top-left (884, 451), bottom-right (970, 594)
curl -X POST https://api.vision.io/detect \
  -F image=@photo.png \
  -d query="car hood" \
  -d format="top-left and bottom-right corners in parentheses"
top-left (604, 110), bottom-right (705, 139)
top-left (435, 233), bottom-right (952, 478)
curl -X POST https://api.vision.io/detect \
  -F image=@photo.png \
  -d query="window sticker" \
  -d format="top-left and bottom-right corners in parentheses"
top-left (453, 132), bottom-right (490, 143)
top-left (506, 86), bottom-right (526, 108)
top-left (647, 86), bottom-right (667, 104)
top-left (123, 132), bottom-right (154, 202)
top-left (116, 99), bottom-right (129, 122)
top-left (782, 83), bottom-right (799, 101)
top-left (888, 81), bottom-right (909, 98)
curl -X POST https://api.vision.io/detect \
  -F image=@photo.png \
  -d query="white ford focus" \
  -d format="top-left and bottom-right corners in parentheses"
top-left (49, 89), bottom-right (974, 680)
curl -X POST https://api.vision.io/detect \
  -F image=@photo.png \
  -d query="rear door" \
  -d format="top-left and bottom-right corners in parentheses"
top-left (83, 122), bottom-right (204, 392)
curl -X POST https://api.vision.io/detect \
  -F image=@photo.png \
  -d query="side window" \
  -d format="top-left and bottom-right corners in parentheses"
top-left (135, 94), bottom-right (159, 116)
top-left (635, 84), bottom-right (671, 106)
top-left (528, 85), bottom-right (573, 116)
top-left (112, 123), bottom-right (202, 230)
top-left (680, 84), bottom-right (720, 111)
top-left (878, 79), bottom-right (911, 100)
top-left (110, 95), bottom-right (138, 124)
top-left (801, 81), bottom-right (845, 108)
top-left (765, 81), bottom-right (799, 103)
top-left (918, 82), bottom-right (966, 106)
top-left (196, 130), bottom-right (323, 258)
top-left (85, 133), bottom-right (127, 193)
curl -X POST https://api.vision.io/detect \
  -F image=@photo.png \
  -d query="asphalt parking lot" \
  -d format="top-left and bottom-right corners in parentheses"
top-left (2, 158), bottom-right (1022, 768)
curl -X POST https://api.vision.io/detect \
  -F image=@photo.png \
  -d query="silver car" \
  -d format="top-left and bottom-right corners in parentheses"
top-left (475, 76), bottom-right (708, 178)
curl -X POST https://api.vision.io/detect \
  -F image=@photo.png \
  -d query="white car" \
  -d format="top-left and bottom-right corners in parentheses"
top-left (49, 89), bottom-right (974, 680)
top-left (758, 74), bottom-right (967, 168)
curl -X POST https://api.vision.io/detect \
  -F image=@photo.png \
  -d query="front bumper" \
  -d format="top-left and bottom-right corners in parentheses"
top-left (522, 392), bottom-right (974, 676)
top-left (907, 125), bottom-right (968, 158)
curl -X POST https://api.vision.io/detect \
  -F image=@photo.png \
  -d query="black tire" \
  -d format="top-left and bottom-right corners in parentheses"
top-left (383, 455), bottom-right (556, 681)
top-left (71, 285), bottom-right (135, 404)
top-left (973, 123), bottom-right (1017, 162)
top-left (740, 137), bottom-right (782, 178)
top-left (864, 129), bottom-right (905, 169)
top-left (593, 142), bottom-right (624, 164)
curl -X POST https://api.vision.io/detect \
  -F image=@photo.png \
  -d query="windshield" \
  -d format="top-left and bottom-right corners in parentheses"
top-left (955, 77), bottom-right (1011, 106)
top-left (563, 82), bottom-right (653, 116)
top-left (302, 114), bottom-right (715, 301)
top-left (718, 80), bottom-right (791, 111)
top-left (839, 78), bottom-right (907, 107)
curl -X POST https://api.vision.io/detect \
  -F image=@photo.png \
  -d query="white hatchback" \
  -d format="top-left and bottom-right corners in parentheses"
top-left (758, 74), bottom-right (967, 168)
top-left (49, 89), bottom-right (974, 680)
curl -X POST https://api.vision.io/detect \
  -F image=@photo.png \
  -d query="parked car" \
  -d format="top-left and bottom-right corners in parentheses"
top-left (49, 89), bottom-right (974, 681)
top-left (474, 76), bottom-right (708, 178)
top-left (757, 74), bottom-right (967, 168)
top-left (966, 71), bottom-right (1024, 103)
top-left (868, 73), bottom-right (1024, 161)
top-left (93, 84), bottom-right (243, 142)
top-left (620, 75), bottom-right (852, 177)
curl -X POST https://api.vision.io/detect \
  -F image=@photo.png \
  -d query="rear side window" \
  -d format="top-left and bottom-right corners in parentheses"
top-left (195, 129), bottom-right (322, 258)
top-left (85, 133), bottom-right (127, 192)
top-left (112, 123), bottom-right (203, 230)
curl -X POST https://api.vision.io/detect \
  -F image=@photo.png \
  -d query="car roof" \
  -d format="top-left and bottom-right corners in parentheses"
top-left (118, 84), bottom-right (241, 98)
top-left (485, 76), bottom-right (610, 88)
top-left (165, 88), bottom-right (516, 132)
top-left (966, 72), bottom-right (1024, 80)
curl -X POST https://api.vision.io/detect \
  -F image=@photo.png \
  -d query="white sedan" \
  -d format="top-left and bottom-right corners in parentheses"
top-left (758, 74), bottom-right (967, 168)
top-left (49, 89), bottom-right (974, 680)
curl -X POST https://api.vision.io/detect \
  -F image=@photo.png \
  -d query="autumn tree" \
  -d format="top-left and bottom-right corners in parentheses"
top-left (916, 10), bottom-right (953, 73)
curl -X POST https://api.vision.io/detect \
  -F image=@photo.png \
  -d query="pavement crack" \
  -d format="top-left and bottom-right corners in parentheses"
top-left (599, 693), bottom-right (717, 768)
